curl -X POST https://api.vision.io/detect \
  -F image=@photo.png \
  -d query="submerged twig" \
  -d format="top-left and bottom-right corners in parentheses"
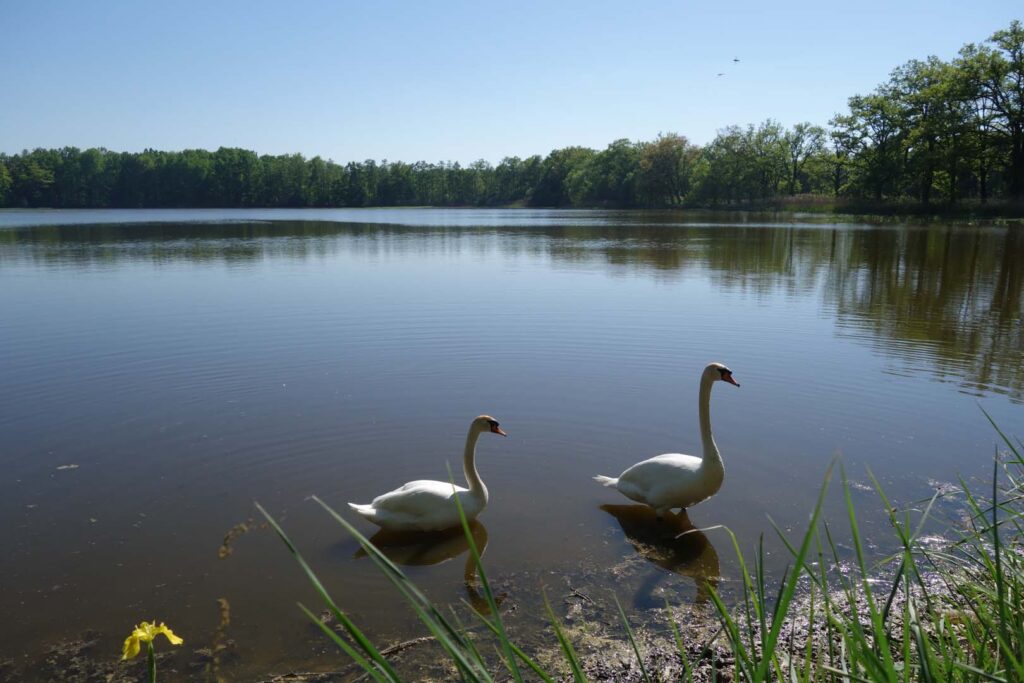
top-left (565, 588), bottom-right (595, 605)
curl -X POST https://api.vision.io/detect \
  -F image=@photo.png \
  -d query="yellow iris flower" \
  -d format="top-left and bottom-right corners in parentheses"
top-left (121, 621), bottom-right (184, 660)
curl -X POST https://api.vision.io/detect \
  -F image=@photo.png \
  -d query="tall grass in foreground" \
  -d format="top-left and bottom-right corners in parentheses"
top-left (258, 417), bottom-right (1023, 681)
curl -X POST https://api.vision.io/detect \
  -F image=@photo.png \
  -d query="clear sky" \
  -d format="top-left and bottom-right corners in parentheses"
top-left (1, 1), bottom-right (1020, 165)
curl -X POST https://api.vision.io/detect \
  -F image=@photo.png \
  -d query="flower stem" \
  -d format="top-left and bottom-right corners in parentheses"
top-left (147, 641), bottom-right (156, 683)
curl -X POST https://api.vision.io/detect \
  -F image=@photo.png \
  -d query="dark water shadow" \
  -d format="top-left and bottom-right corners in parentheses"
top-left (600, 504), bottom-right (720, 608)
top-left (351, 520), bottom-right (503, 613)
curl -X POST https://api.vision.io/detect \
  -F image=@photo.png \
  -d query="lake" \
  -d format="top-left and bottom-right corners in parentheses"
top-left (1, 208), bottom-right (1020, 679)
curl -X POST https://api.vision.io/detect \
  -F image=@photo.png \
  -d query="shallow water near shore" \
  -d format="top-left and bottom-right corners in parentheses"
top-left (1, 208), bottom-right (1020, 678)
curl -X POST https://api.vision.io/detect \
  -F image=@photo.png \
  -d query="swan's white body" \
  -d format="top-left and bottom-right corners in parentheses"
top-left (594, 362), bottom-right (738, 516)
top-left (348, 416), bottom-right (505, 531)
top-left (348, 480), bottom-right (485, 532)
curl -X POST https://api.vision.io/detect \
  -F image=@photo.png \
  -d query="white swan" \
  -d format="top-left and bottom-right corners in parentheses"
top-left (348, 415), bottom-right (506, 531)
top-left (594, 362), bottom-right (739, 516)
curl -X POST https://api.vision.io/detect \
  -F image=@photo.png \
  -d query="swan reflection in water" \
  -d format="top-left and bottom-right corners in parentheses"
top-left (601, 504), bottom-right (720, 607)
top-left (353, 520), bottom-right (503, 613)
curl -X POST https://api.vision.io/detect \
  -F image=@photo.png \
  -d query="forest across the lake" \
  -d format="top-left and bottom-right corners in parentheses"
top-left (2, 21), bottom-right (1024, 213)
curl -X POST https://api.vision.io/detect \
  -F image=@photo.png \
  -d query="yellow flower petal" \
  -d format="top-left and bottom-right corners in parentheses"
top-left (121, 632), bottom-right (141, 660)
top-left (122, 620), bottom-right (183, 659)
top-left (155, 623), bottom-right (184, 646)
top-left (138, 622), bottom-right (158, 641)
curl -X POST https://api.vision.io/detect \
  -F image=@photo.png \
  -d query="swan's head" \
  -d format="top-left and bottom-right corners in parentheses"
top-left (705, 362), bottom-right (740, 387)
top-left (474, 415), bottom-right (507, 437)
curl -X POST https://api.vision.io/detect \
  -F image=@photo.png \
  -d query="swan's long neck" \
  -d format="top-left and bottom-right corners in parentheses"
top-left (463, 426), bottom-right (489, 503)
top-left (698, 374), bottom-right (722, 470)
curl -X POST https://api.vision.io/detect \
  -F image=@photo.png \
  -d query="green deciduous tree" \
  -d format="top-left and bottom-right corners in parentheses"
top-left (784, 123), bottom-right (826, 195)
top-left (636, 133), bottom-right (698, 206)
top-left (529, 147), bottom-right (596, 207)
top-left (0, 158), bottom-right (11, 205)
top-left (958, 20), bottom-right (1024, 199)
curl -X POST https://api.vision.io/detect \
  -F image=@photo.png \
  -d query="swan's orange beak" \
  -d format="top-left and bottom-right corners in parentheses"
top-left (723, 373), bottom-right (740, 387)
top-left (491, 425), bottom-right (507, 436)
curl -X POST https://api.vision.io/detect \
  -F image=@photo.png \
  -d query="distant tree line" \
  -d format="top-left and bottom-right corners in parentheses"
top-left (2, 21), bottom-right (1022, 210)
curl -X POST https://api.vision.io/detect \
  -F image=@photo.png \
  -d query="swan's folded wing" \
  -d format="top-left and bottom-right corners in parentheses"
top-left (619, 453), bottom-right (717, 509)
top-left (620, 453), bottom-right (702, 481)
top-left (371, 480), bottom-right (469, 515)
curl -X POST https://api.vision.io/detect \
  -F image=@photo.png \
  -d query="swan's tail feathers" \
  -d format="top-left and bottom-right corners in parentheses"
top-left (593, 475), bottom-right (618, 488)
top-left (348, 502), bottom-right (377, 521)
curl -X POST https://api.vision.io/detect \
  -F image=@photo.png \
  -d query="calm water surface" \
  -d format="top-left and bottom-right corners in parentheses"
top-left (1, 209), bottom-right (1021, 678)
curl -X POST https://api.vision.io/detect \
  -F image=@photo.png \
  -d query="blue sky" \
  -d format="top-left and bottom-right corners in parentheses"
top-left (1, 1), bottom-right (1020, 164)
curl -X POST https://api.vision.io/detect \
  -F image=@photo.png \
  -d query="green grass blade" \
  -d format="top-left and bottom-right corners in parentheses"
top-left (544, 592), bottom-right (587, 682)
top-left (465, 603), bottom-right (556, 683)
top-left (309, 496), bottom-right (493, 681)
top-left (952, 661), bottom-right (1009, 682)
top-left (981, 405), bottom-right (1022, 463)
top-left (905, 593), bottom-right (935, 683)
top-left (613, 594), bottom-right (652, 683)
top-left (818, 664), bottom-right (876, 683)
top-left (448, 464), bottom-right (523, 683)
top-left (296, 603), bottom-right (392, 683)
top-left (448, 608), bottom-right (489, 671)
top-left (707, 585), bottom-right (755, 682)
top-left (992, 454), bottom-right (1010, 660)
top-left (255, 502), bottom-right (402, 681)
top-left (666, 604), bottom-right (695, 683)
top-left (752, 461), bottom-right (834, 682)
top-left (840, 465), bottom-right (895, 676)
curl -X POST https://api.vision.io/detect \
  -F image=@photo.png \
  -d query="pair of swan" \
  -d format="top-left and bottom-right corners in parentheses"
top-left (349, 362), bottom-right (739, 531)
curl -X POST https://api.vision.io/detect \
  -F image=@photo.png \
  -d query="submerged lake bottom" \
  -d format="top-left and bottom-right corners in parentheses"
top-left (0, 208), bottom-right (1020, 679)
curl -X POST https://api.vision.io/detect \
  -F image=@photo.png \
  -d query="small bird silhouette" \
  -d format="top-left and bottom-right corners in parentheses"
top-left (733, 58), bottom-right (740, 62)
top-left (717, 72), bottom-right (725, 77)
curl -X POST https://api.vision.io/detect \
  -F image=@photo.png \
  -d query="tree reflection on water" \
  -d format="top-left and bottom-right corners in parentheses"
top-left (2, 216), bottom-right (1020, 401)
